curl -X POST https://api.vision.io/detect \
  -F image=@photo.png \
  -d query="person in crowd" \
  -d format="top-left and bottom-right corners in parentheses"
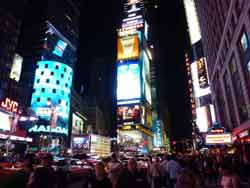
top-left (149, 157), bottom-right (162, 188)
top-left (160, 154), bottom-right (169, 188)
top-left (106, 153), bottom-right (122, 188)
top-left (1, 153), bottom-right (35, 188)
top-left (220, 162), bottom-right (240, 188)
top-left (167, 154), bottom-right (181, 188)
top-left (116, 158), bottom-right (149, 188)
top-left (176, 168), bottom-right (197, 188)
top-left (27, 153), bottom-right (57, 188)
top-left (83, 162), bottom-right (112, 188)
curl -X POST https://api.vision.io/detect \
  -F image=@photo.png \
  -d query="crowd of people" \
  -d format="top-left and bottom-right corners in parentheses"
top-left (0, 152), bottom-right (250, 188)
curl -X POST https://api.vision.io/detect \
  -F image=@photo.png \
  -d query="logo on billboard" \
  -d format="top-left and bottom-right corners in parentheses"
top-left (1, 98), bottom-right (19, 113)
top-left (117, 35), bottom-right (139, 60)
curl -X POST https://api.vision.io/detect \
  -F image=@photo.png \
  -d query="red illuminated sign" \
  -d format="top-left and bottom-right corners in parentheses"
top-left (1, 98), bottom-right (19, 113)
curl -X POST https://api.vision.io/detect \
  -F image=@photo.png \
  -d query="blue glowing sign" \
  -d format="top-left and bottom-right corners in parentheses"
top-left (53, 40), bottom-right (67, 57)
top-left (28, 125), bottom-right (68, 134)
top-left (117, 61), bottom-right (141, 102)
top-left (30, 60), bottom-right (73, 135)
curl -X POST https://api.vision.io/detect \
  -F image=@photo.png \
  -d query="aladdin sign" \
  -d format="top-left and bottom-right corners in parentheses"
top-left (28, 125), bottom-right (68, 135)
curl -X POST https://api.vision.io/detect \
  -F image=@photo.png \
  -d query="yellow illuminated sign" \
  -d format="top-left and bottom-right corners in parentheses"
top-left (117, 35), bottom-right (139, 60)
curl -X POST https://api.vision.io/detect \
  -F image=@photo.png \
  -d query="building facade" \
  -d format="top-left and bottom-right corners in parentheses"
top-left (195, 0), bottom-right (250, 154)
top-left (17, 0), bottom-right (80, 150)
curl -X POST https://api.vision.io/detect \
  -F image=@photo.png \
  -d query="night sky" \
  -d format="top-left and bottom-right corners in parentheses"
top-left (77, 0), bottom-right (192, 140)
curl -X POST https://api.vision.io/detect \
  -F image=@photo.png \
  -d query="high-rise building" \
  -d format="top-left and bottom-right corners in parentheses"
top-left (195, 1), bottom-right (250, 148)
top-left (116, 0), bottom-right (164, 153)
top-left (17, 0), bottom-right (80, 148)
top-left (183, 0), bottom-right (216, 136)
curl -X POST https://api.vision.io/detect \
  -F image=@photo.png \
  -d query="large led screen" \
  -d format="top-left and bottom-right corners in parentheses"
top-left (117, 104), bottom-right (141, 125)
top-left (30, 60), bottom-right (73, 135)
top-left (117, 35), bottom-right (139, 60)
top-left (117, 61), bottom-right (141, 102)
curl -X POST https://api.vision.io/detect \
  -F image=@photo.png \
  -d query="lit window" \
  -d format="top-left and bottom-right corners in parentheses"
top-left (240, 32), bottom-right (249, 52)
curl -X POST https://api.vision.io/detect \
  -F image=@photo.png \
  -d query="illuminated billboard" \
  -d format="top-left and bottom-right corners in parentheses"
top-left (117, 61), bottom-right (141, 102)
top-left (196, 106), bottom-right (212, 132)
top-left (117, 104), bottom-right (141, 125)
top-left (197, 58), bottom-right (209, 88)
top-left (191, 60), bottom-right (210, 97)
top-left (53, 40), bottom-right (68, 57)
top-left (72, 113), bottom-right (85, 135)
top-left (10, 53), bottom-right (23, 82)
top-left (30, 60), bottom-right (73, 135)
top-left (142, 51), bottom-right (151, 104)
top-left (90, 134), bottom-right (111, 157)
top-left (183, 0), bottom-right (201, 45)
top-left (0, 111), bottom-right (12, 131)
top-left (117, 35), bottom-right (139, 60)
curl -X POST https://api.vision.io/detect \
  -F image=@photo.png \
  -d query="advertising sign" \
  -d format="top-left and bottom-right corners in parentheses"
top-left (90, 134), bottom-right (111, 157)
top-left (117, 61), bottom-right (141, 102)
top-left (206, 134), bottom-right (232, 145)
top-left (0, 111), bottom-right (12, 131)
top-left (197, 58), bottom-right (209, 88)
top-left (10, 53), bottom-right (23, 82)
top-left (117, 104), bottom-right (141, 125)
top-left (72, 113), bottom-right (84, 135)
top-left (72, 135), bottom-right (89, 151)
top-left (196, 106), bottom-right (211, 132)
top-left (142, 51), bottom-right (151, 104)
top-left (117, 35), bottom-right (139, 60)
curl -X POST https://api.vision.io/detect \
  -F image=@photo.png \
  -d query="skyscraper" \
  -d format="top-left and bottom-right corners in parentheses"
top-left (18, 0), bottom-right (80, 148)
top-left (116, 0), bottom-right (163, 153)
top-left (195, 1), bottom-right (250, 148)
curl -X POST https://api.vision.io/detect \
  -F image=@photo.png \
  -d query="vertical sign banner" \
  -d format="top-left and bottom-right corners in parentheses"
top-left (197, 58), bottom-right (209, 88)
top-left (117, 35), bottom-right (139, 60)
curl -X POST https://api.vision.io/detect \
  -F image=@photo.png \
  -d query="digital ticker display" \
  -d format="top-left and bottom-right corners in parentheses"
top-left (117, 61), bottom-right (141, 103)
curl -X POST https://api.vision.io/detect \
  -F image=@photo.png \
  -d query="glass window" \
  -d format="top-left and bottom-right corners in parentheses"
top-left (41, 71), bottom-right (44, 75)
top-left (51, 72), bottom-right (54, 76)
top-left (45, 64), bottom-right (48, 68)
top-left (41, 88), bottom-right (45, 92)
top-left (56, 80), bottom-right (60, 85)
top-left (37, 97), bottom-right (40, 102)
top-left (61, 74), bottom-right (64, 78)
top-left (52, 89), bottom-right (56, 93)
top-left (55, 65), bottom-right (59, 69)
top-left (37, 79), bottom-right (40, 83)
top-left (46, 79), bottom-right (50, 83)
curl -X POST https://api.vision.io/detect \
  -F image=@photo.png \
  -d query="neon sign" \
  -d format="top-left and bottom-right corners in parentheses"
top-left (28, 125), bottom-right (68, 135)
top-left (1, 98), bottom-right (19, 113)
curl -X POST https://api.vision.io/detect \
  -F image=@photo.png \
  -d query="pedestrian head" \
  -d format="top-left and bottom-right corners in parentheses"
top-left (128, 158), bottom-right (137, 173)
top-left (111, 152), bottom-right (118, 161)
top-left (95, 161), bottom-right (106, 178)
top-left (42, 153), bottom-right (53, 167)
